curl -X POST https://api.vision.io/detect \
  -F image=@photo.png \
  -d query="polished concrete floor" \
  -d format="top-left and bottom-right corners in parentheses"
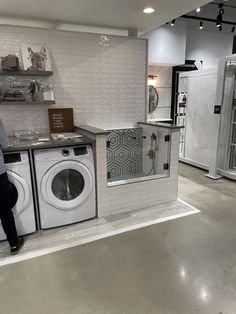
top-left (1, 163), bottom-right (236, 314)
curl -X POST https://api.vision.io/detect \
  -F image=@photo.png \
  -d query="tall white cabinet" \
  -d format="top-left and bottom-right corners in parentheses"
top-left (177, 68), bottom-right (218, 170)
top-left (178, 57), bottom-right (236, 180)
top-left (217, 61), bottom-right (236, 178)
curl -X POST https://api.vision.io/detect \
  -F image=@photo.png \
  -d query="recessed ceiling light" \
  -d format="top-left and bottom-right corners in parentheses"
top-left (143, 7), bottom-right (155, 14)
top-left (196, 7), bottom-right (201, 13)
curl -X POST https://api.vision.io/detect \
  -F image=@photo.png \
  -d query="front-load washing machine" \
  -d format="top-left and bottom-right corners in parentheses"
top-left (34, 145), bottom-right (96, 229)
top-left (0, 151), bottom-right (36, 241)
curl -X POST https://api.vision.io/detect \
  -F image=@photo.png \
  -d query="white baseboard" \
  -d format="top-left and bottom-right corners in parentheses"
top-left (217, 169), bottom-right (236, 180)
top-left (179, 157), bottom-right (209, 171)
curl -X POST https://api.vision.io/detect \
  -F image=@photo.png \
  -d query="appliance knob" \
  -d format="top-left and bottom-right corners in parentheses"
top-left (62, 149), bottom-right (70, 157)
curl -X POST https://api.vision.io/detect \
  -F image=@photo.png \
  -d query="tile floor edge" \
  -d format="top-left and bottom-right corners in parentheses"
top-left (0, 201), bottom-right (201, 267)
top-left (177, 198), bottom-right (201, 213)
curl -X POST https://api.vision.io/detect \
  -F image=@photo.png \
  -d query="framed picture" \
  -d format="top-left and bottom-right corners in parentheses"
top-left (21, 44), bottom-right (52, 71)
top-left (48, 108), bottom-right (74, 133)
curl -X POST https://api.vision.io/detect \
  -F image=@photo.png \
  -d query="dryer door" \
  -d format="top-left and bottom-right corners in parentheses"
top-left (41, 160), bottom-right (93, 210)
top-left (6, 170), bottom-right (30, 217)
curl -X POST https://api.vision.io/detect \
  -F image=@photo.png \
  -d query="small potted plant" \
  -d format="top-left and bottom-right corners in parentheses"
top-left (30, 80), bottom-right (41, 102)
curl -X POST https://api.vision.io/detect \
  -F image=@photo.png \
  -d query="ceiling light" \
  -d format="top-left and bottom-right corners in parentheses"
top-left (232, 26), bottom-right (235, 33)
top-left (171, 19), bottom-right (176, 26)
top-left (196, 8), bottom-right (201, 13)
top-left (199, 21), bottom-right (203, 30)
top-left (143, 7), bottom-right (155, 14)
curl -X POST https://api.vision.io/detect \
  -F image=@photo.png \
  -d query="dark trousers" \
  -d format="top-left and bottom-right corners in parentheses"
top-left (0, 172), bottom-right (18, 247)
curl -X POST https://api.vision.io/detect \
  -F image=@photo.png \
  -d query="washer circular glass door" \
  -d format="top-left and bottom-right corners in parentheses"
top-left (6, 170), bottom-right (30, 217)
top-left (41, 161), bottom-right (93, 210)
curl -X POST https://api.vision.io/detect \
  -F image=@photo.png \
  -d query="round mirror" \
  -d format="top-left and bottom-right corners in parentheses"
top-left (148, 86), bottom-right (159, 114)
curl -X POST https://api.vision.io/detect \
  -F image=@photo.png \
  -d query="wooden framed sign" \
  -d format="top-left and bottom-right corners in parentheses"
top-left (48, 108), bottom-right (74, 133)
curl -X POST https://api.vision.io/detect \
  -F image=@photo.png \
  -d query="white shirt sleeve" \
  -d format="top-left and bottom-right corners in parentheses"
top-left (0, 119), bottom-right (8, 149)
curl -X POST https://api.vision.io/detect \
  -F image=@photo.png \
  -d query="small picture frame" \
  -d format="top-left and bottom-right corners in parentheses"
top-left (21, 44), bottom-right (52, 71)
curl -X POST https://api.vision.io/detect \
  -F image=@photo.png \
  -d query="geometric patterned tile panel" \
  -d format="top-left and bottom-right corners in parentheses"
top-left (107, 128), bottom-right (143, 182)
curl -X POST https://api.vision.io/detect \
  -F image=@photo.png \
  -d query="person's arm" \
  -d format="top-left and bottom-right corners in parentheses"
top-left (0, 119), bottom-right (8, 149)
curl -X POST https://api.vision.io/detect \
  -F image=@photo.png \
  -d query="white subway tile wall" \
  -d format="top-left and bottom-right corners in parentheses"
top-left (0, 26), bottom-right (147, 133)
top-left (96, 130), bottom-right (180, 217)
top-left (0, 26), bottom-right (180, 217)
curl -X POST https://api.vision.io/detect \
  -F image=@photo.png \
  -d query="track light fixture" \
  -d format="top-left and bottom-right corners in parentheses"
top-left (182, 13), bottom-right (236, 34)
top-left (171, 19), bottom-right (175, 26)
top-left (216, 14), bottom-right (223, 27)
top-left (216, 3), bottom-right (224, 28)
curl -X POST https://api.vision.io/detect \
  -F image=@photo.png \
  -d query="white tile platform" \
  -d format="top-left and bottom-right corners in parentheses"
top-left (0, 199), bottom-right (200, 267)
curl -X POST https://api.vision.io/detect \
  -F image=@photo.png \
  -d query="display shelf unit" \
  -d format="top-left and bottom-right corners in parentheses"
top-left (0, 70), bottom-right (55, 105)
top-left (177, 101), bottom-right (187, 157)
top-left (229, 105), bottom-right (236, 170)
top-left (0, 100), bottom-right (55, 105)
top-left (0, 70), bottom-right (53, 77)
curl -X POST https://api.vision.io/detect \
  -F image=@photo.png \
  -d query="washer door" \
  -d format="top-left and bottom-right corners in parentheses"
top-left (7, 170), bottom-right (30, 217)
top-left (41, 161), bottom-right (93, 210)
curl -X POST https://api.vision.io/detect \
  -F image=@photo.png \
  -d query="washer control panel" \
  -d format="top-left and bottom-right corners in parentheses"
top-left (34, 145), bottom-right (91, 161)
top-left (73, 146), bottom-right (87, 156)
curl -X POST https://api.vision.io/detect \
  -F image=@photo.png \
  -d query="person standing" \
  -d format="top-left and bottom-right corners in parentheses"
top-left (0, 119), bottom-right (24, 254)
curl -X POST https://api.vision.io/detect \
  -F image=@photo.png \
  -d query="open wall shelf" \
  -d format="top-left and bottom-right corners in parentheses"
top-left (0, 100), bottom-right (55, 105)
top-left (0, 70), bottom-right (53, 77)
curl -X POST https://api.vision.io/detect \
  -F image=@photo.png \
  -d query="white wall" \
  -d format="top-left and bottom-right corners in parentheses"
top-left (143, 23), bottom-right (186, 66)
top-left (186, 30), bottom-right (234, 69)
top-left (144, 21), bottom-right (234, 69)
top-left (0, 26), bottom-right (147, 133)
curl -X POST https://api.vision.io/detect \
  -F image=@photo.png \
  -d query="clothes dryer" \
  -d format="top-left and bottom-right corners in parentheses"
top-left (34, 145), bottom-right (96, 229)
top-left (0, 151), bottom-right (36, 241)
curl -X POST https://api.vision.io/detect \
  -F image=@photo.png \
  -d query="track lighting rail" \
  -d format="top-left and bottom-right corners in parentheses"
top-left (182, 14), bottom-right (236, 26)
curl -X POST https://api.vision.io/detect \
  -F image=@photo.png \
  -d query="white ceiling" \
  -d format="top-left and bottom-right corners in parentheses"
top-left (0, 0), bottom-right (211, 33)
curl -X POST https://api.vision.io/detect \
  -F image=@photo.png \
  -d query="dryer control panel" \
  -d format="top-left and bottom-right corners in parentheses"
top-left (3, 152), bottom-right (29, 164)
top-left (4, 153), bottom-right (21, 164)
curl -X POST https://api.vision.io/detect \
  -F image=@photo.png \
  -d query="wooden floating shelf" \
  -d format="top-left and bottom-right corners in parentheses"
top-left (0, 70), bottom-right (53, 77)
top-left (0, 101), bottom-right (55, 105)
